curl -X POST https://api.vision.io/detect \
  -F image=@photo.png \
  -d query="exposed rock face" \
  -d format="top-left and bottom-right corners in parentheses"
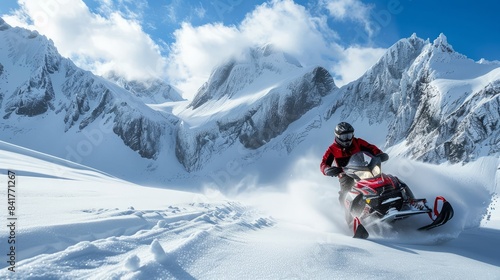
top-left (4, 68), bottom-right (56, 117)
top-left (237, 67), bottom-right (334, 149)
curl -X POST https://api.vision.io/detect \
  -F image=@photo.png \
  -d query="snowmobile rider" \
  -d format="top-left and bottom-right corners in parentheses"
top-left (320, 122), bottom-right (389, 202)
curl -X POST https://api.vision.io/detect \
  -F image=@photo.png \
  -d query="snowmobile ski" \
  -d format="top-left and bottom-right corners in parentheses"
top-left (418, 197), bottom-right (454, 231)
top-left (353, 217), bottom-right (369, 239)
top-left (379, 208), bottom-right (431, 223)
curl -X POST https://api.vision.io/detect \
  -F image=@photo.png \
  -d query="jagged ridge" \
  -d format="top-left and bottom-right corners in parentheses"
top-left (326, 33), bottom-right (500, 163)
top-left (0, 18), bottom-right (177, 160)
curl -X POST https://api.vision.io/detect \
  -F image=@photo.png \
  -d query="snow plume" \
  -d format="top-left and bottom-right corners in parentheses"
top-left (235, 153), bottom-right (349, 235)
top-left (279, 154), bottom-right (348, 233)
top-left (236, 149), bottom-right (497, 243)
top-left (2, 0), bottom-right (166, 81)
top-left (383, 155), bottom-right (496, 234)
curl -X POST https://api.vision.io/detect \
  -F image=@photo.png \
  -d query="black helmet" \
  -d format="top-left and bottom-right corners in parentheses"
top-left (335, 122), bottom-right (354, 147)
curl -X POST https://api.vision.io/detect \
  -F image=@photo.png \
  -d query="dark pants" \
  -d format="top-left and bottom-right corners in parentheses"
top-left (338, 175), bottom-right (355, 204)
top-left (338, 175), bottom-right (355, 224)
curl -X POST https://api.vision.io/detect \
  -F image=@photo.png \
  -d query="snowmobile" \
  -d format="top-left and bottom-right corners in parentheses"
top-left (339, 151), bottom-right (454, 239)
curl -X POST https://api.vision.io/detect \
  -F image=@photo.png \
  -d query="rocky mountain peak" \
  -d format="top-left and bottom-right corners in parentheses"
top-left (432, 33), bottom-right (454, 53)
top-left (189, 44), bottom-right (304, 109)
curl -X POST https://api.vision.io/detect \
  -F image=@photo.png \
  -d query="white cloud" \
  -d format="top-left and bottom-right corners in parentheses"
top-left (320, 0), bottom-right (375, 36)
top-left (164, 0), bottom-right (180, 23)
top-left (3, 0), bottom-right (165, 81)
top-left (193, 4), bottom-right (206, 19)
top-left (240, 0), bottom-right (339, 64)
top-left (166, 22), bottom-right (246, 96)
top-left (166, 0), bottom-right (383, 99)
top-left (163, 0), bottom-right (206, 25)
top-left (95, 0), bottom-right (148, 20)
top-left (331, 46), bottom-right (386, 86)
top-left (167, 0), bottom-right (344, 99)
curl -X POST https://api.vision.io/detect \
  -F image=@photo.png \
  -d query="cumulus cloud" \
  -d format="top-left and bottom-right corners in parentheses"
top-left (166, 22), bottom-right (245, 96)
top-left (240, 0), bottom-right (337, 60)
top-left (167, 0), bottom-right (343, 99)
top-left (3, 0), bottom-right (165, 81)
top-left (320, 0), bottom-right (375, 36)
top-left (331, 46), bottom-right (386, 86)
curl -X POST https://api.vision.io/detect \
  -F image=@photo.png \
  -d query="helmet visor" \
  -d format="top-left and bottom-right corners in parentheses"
top-left (336, 132), bottom-right (353, 141)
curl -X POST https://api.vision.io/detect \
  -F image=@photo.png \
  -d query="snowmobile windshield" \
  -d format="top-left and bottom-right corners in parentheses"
top-left (344, 152), bottom-right (382, 180)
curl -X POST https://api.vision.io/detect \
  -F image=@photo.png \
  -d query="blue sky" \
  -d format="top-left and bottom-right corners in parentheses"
top-left (1, 0), bottom-right (498, 99)
top-left (76, 0), bottom-right (499, 61)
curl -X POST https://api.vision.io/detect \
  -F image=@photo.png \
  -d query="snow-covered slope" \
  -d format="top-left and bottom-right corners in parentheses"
top-left (0, 140), bottom-right (498, 279)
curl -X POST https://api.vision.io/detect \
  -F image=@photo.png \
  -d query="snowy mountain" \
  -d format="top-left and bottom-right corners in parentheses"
top-left (0, 18), bottom-right (338, 183)
top-left (105, 72), bottom-right (184, 104)
top-left (188, 44), bottom-right (305, 109)
top-left (175, 44), bottom-right (336, 171)
top-left (325, 34), bottom-right (500, 164)
top-left (0, 17), bottom-right (499, 189)
top-left (0, 18), bottom-right (182, 182)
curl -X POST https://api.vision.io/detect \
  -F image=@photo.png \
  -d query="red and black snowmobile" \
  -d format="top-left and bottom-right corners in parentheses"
top-left (340, 151), bottom-right (454, 239)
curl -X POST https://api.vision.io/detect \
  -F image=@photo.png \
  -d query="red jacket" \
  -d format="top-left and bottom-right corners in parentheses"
top-left (320, 137), bottom-right (383, 175)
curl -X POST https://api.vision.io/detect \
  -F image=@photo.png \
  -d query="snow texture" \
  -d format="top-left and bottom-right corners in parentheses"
top-left (0, 139), bottom-right (498, 279)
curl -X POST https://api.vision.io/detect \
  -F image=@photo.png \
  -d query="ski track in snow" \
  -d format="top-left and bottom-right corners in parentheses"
top-left (9, 202), bottom-right (274, 280)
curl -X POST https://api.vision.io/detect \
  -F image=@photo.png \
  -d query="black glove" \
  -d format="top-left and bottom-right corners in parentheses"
top-left (325, 166), bottom-right (343, 177)
top-left (376, 152), bottom-right (389, 162)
